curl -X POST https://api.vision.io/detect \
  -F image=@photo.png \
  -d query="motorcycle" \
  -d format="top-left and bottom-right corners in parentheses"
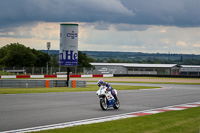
top-left (96, 85), bottom-right (120, 110)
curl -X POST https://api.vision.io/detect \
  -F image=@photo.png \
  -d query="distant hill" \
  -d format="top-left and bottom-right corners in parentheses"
top-left (40, 50), bottom-right (59, 55)
top-left (40, 50), bottom-right (200, 64)
top-left (81, 51), bottom-right (200, 63)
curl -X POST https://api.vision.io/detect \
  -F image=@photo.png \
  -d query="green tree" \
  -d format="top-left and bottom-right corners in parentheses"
top-left (78, 51), bottom-right (95, 68)
top-left (50, 55), bottom-right (59, 67)
top-left (107, 58), bottom-right (122, 63)
top-left (0, 43), bottom-right (50, 67)
top-left (182, 58), bottom-right (200, 65)
top-left (31, 49), bottom-right (50, 67)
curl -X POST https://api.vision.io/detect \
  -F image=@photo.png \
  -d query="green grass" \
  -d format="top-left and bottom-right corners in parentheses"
top-left (106, 81), bottom-right (200, 85)
top-left (73, 77), bottom-right (200, 85)
top-left (0, 84), bottom-right (160, 94)
top-left (113, 76), bottom-right (200, 80)
top-left (33, 106), bottom-right (200, 133)
top-left (0, 71), bottom-right (13, 75)
top-left (83, 77), bottom-right (200, 85)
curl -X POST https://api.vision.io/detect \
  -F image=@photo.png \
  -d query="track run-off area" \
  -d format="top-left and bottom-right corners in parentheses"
top-left (0, 77), bottom-right (200, 132)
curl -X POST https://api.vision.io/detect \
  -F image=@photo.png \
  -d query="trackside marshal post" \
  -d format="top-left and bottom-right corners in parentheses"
top-left (59, 23), bottom-right (78, 87)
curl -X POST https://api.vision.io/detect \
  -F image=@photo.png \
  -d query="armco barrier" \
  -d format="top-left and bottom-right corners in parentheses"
top-left (53, 80), bottom-right (67, 87)
top-left (1, 75), bottom-right (16, 79)
top-left (93, 74), bottom-right (103, 77)
top-left (16, 75), bottom-right (30, 78)
top-left (0, 80), bottom-right (86, 88)
top-left (70, 75), bottom-right (81, 78)
top-left (68, 80), bottom-right (86, 88)
top-left (53, 80), bottom-right (86, 87)
top-left (30, 75), bottom-right (45, 78)
top-left (44, 75), bottom-right (57, 78)
top-left (0, 80), bottom-right (53, 88)
top-left (0, 74), bottom-right (113, 79)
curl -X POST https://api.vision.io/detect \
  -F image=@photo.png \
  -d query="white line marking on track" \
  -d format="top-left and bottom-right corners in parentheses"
top-left (2, 101), bottom-right (200, 133)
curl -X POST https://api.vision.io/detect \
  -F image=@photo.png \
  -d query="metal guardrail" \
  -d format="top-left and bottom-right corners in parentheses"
top-left (68, 80), bottom-right (87, 87)
top-left (0, 80), bottom-right (86, 88)
top-left (53, 80), bottom-right (67, 87)
top-left (0, 80), bottom-right (53, 88)
top-left (53, 80), bottom-right (86, 87)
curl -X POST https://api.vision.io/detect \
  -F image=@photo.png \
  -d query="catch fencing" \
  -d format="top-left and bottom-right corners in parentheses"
top-left (0, 67), bottom-right (95, 75)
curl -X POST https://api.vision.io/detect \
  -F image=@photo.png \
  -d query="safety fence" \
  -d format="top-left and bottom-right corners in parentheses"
top-left (0, 80), bottom-right (87, 88)
top-left (0, 80), bottom-right (51, 88)
top-left (0, 67), bottom-right (94, 75)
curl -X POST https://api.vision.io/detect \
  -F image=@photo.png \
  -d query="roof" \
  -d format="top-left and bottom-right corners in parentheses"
top-left (90, 63), bottom-right (177, 68)
top-left (91, 63), bottom-right (129, 66)
top-left (124, 64), bottom-right (177, 68)
top-left (181, 65), bottom-right (200, 68)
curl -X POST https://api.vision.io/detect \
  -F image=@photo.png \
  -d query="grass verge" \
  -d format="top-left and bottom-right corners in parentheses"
top-left (70, 77), bottom-right (200, 85)
top-left (0, 84), bottom-right (160, 94)
top-left (33, 106), bottom-right (200, 133)
top-left (106, 81), bottom-right (200, 85)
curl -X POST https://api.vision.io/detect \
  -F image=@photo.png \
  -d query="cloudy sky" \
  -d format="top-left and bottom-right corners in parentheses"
top-left (0, 0), bottom-right (200, 54)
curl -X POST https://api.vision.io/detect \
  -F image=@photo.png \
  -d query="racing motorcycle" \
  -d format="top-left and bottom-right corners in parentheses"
top-left (96, 85), bottom-right (120, 110)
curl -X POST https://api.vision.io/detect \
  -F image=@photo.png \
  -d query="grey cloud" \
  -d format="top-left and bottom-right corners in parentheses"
top-left (0, 0), bottom-right (134, 28)
top-left (112, 24), bottom-right (150, 31)
top-left (92, 22), bottom-right (111, 30)
top-left (0, 0), bottom-right (200, 29)
top-left (121, 0), bottom-right (200, 27)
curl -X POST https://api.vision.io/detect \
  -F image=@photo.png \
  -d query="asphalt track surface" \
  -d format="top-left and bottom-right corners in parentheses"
top-left (0, 83), bottom-right (200, 132)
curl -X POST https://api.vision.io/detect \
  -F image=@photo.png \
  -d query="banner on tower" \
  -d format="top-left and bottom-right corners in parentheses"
top-left (59, 24), bottom-right (78, 66)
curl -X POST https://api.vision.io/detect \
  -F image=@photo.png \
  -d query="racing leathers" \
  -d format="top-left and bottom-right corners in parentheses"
top-left (103, 82), bottom-right (118, 101)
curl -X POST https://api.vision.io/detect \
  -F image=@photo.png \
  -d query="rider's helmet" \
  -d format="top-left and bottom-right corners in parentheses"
top-left (97, 79), bottom-right (104, 87)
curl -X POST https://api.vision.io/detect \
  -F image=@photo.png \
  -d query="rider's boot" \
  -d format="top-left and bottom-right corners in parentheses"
top-left (113, 95), bottom-right (118, 102)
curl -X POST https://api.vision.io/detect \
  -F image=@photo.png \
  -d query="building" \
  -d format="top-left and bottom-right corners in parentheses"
top-left (179, 65), bottom-right (200, 76)
top-left (89, 63), bottom-right (180, 75)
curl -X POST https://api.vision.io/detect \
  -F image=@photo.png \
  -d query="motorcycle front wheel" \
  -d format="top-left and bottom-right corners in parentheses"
top-left (113, 99), bottom-right (120, 109)
top-left (100, 98), bottom-right (107, 110)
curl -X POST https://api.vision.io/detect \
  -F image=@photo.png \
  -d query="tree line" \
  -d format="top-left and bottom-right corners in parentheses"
top-left (100, 57), bottom-right (200, 65)
top-left (0, 43), bottom-right (94, 68)
top-left (1, 43), bottom-right (199, 67)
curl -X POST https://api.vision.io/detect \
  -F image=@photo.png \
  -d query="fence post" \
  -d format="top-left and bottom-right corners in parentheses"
top-left (67, 67), bottom-right (70, 87)
top-left (23, 67), bottom-right (25, 75)
top-left (83, 67), bottom-right (85, 74)
top-left (91, 68), bottom-right (93, 74)
top-left (50, 67), bottom-right (52, 75)
top-left (46, 63), bottom-right (48, 75)
top-left (32, 67), bottom-right (34, 75)
top-left (41, 67), bottom-right (43, 75)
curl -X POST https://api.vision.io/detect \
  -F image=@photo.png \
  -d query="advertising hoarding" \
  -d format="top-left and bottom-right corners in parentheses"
top-left (59, 24), bottom-right (78, 66)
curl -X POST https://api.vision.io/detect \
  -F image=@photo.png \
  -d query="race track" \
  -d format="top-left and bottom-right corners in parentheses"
top-left (0, 83), bottom-right (200, 132)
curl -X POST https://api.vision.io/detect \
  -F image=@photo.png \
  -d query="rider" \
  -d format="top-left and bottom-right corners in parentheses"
top-left (97, 79), bottom-right (118, 101)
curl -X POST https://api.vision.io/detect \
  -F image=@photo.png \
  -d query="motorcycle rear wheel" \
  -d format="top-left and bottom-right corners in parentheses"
top-left (100, 98), bottom-right (107, 110)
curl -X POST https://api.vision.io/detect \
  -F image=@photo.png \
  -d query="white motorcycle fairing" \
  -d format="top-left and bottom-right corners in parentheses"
top-left (96, 85), bottom-right (120, 110)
